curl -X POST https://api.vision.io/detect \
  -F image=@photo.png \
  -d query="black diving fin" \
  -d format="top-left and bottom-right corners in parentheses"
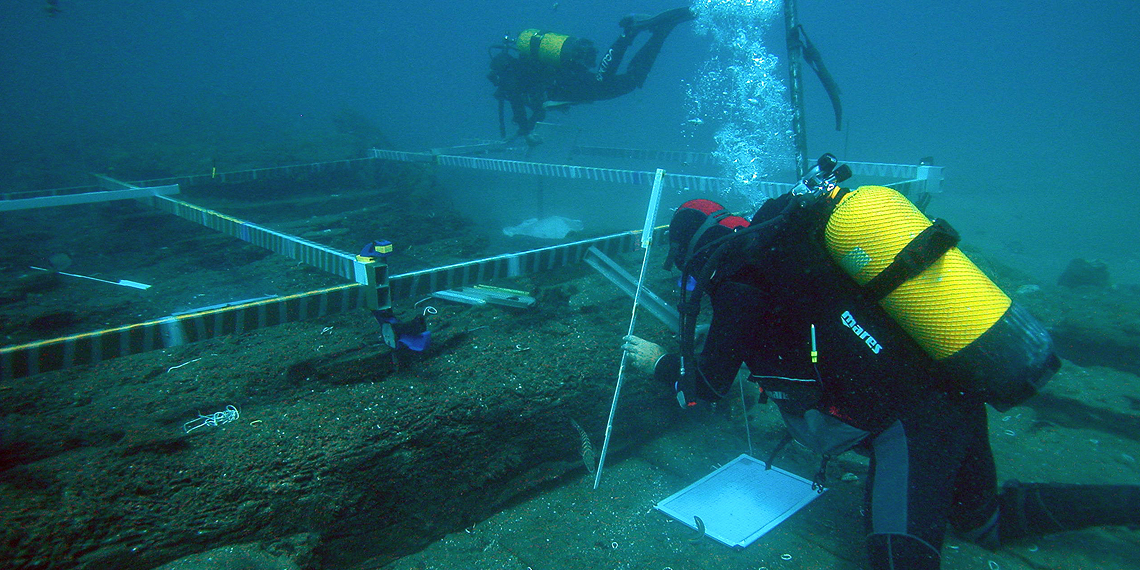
top-left (794, 25), bottom-right (843, 131)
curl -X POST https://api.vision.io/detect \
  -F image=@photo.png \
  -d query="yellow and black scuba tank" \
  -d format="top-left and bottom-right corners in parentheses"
top-left (515, 28), bottom-right (596, 69)
top-left (806, 155), bottom-right (1060, 410)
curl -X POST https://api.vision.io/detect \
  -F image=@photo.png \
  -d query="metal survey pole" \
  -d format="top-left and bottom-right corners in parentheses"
top-left (784, 0), bottom-right (809, 179)
top-left (593, 168), bottom-right (666, 490)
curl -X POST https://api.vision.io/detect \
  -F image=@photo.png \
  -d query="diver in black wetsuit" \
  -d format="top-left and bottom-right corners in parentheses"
top-left (488, 7), bottom-right (695, 144)
top-left (620, 185), bottom-right (1140, 569)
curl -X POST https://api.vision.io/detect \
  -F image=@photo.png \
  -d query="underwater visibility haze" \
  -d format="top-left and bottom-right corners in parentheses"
top-left (1, 0), bottom-right (1139, 569)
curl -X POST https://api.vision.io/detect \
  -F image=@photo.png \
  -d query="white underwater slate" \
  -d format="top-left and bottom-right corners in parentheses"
top-left (655, 454), bottom-right (823, 549)
top-left (501, 216), bottom-right (584, 239)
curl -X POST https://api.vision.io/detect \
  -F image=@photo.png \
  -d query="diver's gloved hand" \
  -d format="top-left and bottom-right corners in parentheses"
top-left (621, 335), bottom-right (665, 374)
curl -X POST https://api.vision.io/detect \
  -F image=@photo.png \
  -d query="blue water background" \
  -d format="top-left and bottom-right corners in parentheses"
top-left (2, 0), bottom-right (1138, 282)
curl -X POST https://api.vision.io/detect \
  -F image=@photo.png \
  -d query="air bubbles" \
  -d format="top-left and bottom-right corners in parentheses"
top-left (687, 0), bottom-right (794, 204)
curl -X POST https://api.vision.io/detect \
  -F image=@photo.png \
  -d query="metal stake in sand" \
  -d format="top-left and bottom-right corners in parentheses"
top-left (594, 168), bottom-right (666, 489)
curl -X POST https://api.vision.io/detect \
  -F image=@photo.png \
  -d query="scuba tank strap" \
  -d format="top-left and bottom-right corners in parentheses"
top-left (526, 30), bottom-right (548, 59)
top-left (861, 218), bottom-right (960, 302)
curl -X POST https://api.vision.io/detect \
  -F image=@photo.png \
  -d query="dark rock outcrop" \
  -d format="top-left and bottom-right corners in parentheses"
top-left (0, 268), bottom-right (679, 570)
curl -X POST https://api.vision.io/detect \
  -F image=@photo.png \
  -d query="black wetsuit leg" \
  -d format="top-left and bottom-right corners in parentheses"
top-left (865, 394), bottom-right (997, 570)
top-left (596, 31), bottom-right (636, 83)
top-left (553, 12), bottom-right (691, 104)
top-left (592, 26), bottom-right (676, 99)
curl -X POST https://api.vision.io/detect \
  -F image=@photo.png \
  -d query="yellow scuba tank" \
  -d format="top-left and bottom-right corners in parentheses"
top-left (823, 185), bottom-right (1059, 410)
top-left (825, 186), bottom-right (1007, 358)
top-left (515, 28), bottom-right (590, 69)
